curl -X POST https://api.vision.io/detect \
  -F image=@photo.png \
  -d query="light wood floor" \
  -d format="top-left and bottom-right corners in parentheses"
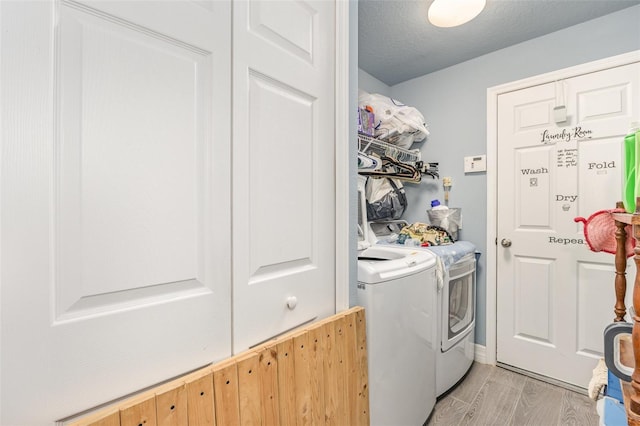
top-left (427, 363), bottom-right (599, 426)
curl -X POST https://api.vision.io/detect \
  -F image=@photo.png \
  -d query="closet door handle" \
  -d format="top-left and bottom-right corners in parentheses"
top-left (286, 296), bottom-right (298, 310)
top-left (501, 238), bottom-right (512, 248)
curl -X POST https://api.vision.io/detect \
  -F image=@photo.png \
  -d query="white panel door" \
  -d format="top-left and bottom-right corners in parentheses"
top-left (0, 1), bottom-right (231, 424)
top-left (232, 0), bottom-right (336, 351)
top-left (497, 62), bottom-right (640, 388)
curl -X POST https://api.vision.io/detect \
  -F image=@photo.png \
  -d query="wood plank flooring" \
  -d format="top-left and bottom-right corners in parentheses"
top-left (428, 363), bottom-right (599, 426)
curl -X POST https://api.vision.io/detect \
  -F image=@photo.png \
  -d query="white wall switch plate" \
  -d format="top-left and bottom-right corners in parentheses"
top-left (464, 155), bottom-right (486, 173)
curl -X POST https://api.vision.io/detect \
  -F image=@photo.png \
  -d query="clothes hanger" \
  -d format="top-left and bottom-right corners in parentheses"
top-left (357, 151), bottom-right (382, 170)
top-left (359, 156), bottom-right (422, 183)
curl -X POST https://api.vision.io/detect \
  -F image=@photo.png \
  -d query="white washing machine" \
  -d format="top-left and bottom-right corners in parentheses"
top-left (357, 245), bottom-right (438, 426)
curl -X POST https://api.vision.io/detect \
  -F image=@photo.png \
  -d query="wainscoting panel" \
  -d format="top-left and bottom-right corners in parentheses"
top-left (66, 307), bottom-right (369, 426)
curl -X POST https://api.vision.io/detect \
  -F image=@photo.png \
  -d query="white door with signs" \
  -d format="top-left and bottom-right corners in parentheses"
top-left (1, 1), bottom-right (231, 424)
top-left (497, 61), bottom-right (640, 387)
top-left (232, 0), bottom-right (336, 351)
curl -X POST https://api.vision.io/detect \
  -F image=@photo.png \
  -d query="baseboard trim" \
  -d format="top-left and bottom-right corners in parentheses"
top-left (497, 362), bottom-right (588, 395)
top-left (474, 344), bottom-right (488, 364)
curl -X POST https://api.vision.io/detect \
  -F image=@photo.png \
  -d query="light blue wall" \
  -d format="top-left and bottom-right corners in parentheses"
top-left (388, 5), bottom-right (640, 346)
top-left (358, 68), bottom-right (391, 96)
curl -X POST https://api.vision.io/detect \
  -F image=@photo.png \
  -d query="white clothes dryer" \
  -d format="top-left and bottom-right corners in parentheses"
top-left (425, 244), bottom-right (477, 397)
top-left (357, 245), bottom-right (438, 426)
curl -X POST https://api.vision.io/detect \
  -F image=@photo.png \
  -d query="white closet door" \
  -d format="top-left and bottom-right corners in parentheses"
top-left (232, 0), bottom-right (336, 351)
top-left (0, 1), bottom-right (231, 424)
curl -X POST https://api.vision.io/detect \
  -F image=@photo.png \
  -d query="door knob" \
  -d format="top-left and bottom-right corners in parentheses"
top-left (501, 238), bottom-right (512, 247)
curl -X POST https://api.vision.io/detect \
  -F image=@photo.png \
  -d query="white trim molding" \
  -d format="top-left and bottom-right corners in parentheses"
top-left (474, 344), bottom-right (488, 365)
top-left (485, 50), bottom-right (640, 368)
top-left (334, 0), bottom-right (350, 312)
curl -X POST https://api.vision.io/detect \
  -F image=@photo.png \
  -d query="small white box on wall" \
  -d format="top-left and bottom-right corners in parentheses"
top-left (464, 155), bottom-right (487, 173)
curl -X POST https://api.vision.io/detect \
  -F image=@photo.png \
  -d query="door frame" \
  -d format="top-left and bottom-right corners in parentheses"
top-left (485, 50), bottom-right (640, 366)
top-left (335, 0), bottom-right (350, 312)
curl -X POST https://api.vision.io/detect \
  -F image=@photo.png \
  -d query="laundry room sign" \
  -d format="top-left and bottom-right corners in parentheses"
top-left (540, 126), bottom-right (594, 144)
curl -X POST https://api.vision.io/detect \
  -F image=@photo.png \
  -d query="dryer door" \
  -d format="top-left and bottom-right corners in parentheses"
top-left (442, 256), bottom-right (476, 351)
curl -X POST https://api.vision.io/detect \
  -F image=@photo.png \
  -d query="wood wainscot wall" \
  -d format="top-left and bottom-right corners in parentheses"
top-left (66, 307), bottom-right (369, 426)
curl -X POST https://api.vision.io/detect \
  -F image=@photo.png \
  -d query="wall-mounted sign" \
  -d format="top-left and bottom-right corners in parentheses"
top-left (541, 127), bottom-right (593, 144)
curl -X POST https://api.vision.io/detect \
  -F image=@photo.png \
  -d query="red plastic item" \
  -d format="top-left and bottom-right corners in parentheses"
top-left (574, 208), bottom-right (635, 257)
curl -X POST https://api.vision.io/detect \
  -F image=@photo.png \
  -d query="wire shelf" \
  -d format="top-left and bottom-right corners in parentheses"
top-left (357, 133), bottom-right (422, 164)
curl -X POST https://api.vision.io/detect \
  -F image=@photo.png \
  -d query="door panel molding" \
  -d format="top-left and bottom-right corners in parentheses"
top-left (512, 256), bottom-right (555, 344)
top-left (249, 0), bottom-right (316, 62)
top-left (54, 1), bottom-right (215, 322)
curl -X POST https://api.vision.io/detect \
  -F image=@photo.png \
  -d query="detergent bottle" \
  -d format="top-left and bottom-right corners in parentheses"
top-left (624, 122), bottom-right (640, 213)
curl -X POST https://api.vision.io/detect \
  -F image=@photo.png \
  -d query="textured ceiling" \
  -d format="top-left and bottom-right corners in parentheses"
top-left (359, 0), bottom-right (640, 86)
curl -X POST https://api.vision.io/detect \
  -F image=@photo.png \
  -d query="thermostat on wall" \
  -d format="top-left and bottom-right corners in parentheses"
top-left (464, 155), bottom-right (486, 173)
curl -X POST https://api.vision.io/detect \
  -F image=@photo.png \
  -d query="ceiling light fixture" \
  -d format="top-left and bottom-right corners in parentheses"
top-left (428, 0), bottom-right (486, 28)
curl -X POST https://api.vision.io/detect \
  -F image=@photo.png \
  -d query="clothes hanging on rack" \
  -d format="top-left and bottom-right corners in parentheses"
top-left (358, 151), bottom-right (381, 170)
top-left (365, 177), bottom-right (407, 220)
top-left (357, 133), bottom-right (437, 182)
top-left (359, 156), bottom-right (422, 183)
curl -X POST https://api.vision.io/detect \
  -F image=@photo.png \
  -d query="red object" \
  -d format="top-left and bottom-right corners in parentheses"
top-left (574, 208), bottom-right (635, 257)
